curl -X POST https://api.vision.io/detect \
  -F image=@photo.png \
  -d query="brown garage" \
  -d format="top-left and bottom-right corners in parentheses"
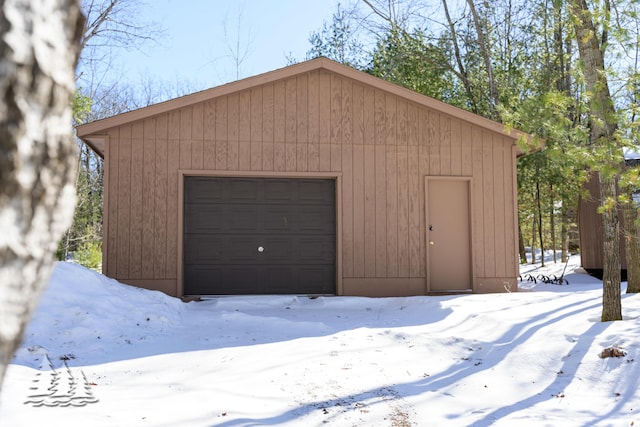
top-left (77, 57), bottom-right (528, 297)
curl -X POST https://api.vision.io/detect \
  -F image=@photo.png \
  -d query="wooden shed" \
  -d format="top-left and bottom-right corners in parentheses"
top-left (77, 57), bottom-right (526, 297)
top-left (578, 170), bottom-right (636, 277)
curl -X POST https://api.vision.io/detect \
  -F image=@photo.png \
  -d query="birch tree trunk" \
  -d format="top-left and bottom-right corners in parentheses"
top-left (0, 0), bottom-right (84, 390)
top-left (570, 0), bottom-right (622, 321)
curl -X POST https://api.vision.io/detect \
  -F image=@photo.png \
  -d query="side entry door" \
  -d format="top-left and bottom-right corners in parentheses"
top-left (426, 178), bottom-right (472, 292)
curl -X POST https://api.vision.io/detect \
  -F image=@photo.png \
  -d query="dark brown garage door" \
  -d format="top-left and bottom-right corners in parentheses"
top-left (183, 177), bottom-right (336, 295)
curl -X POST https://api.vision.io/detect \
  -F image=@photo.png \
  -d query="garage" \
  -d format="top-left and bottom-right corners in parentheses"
top-left (77, 57), bottom-right (528, 297)
top-left (183, 176), bottom-right (336, 295)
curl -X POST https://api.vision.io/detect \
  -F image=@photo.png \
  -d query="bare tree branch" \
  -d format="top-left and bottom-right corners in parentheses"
top-left (466, 0), bottom-right (500, 121)
top-left (442, 0), bottom-right (479, 114)
top-left (78, 0), bottom-right (165, 83)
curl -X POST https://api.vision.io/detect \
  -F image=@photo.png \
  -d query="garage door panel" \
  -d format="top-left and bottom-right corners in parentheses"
top-left (229, 179), bottom-right (260, 201)
top-left (262, 268), bottom-right (293, 293)
top-left (186, 267), bottom-right (264, 295)
top-left (186, 263), bottom-right (336, 295)
top-left (184, 177), bottom-right (336, 295)
top-left (257, 238), bottom-right (292, 263)
top-left (263, 266), bottom-right (335, 294)
top-left (297, 237), bottom-right (335, 263)
top-left (261, 205), bottom-right (335, 234)
top-left (227, 268), bottom-right (265, 293)
top-left (263, 180), bottom-right (295, 201)
top-left (230, 206), bottom-right (261, 232)
top-left (295, 267), bottom-right (335, 294)
top-left (184, 204), bottom-right (226, 233)
top-left (187, 234), bottom-right (258, 264)
top-left (262, 205), bottom-right (294, 231)
top-left (225, 236), bottom-right (261, 263)
top-left (187, 236), bottom-right (334, 266)
top-left (185, 177), bottom-right (223, 203)
top-left (184, 267), bottom-right (224, 295)
top-left (184, 234), bottom-right (224, 262)
top-left (298, 206), bottom-right (335, 233)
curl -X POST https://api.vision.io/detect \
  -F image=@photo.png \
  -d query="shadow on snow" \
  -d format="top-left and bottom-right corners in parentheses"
top-left (210, 294), bottom-right (612, 426)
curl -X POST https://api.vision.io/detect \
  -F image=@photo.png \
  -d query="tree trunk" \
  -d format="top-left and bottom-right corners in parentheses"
top-left (442, 0), bottom-right (479, 114)
top-left (550, 185), bottom-right (557, 263)
top-left (466, 0), bottom-right (500, 121)
top-left (531, 215), bottom-right (537, 264)
top-left (561, 201), bottom-right (569, 263)
top-left (600, 174), bottom-right (622, 321)
top-left (570, 0), bottom-right (622, 322)
top-left (518, 221), bottom-right (527, 264)
top-left (536, 181), bottom-right (545, 267)
top-left (0, 0), bottom-right (84, 390)
top-left (554, 1), bottom-right (570, 265)
top-left (622, 196), bottom-right (640, 293)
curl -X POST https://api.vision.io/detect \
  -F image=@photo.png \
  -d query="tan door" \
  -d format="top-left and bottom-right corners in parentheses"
top-left (426, 178), bottom-right (472, 292)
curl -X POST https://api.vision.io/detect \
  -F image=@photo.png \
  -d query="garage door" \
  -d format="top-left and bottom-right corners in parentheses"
top-left (183, 177), bottom-right (336, 295)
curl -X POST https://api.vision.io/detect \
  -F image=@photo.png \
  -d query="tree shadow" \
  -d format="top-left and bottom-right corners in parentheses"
top-left (581, 293), bottom-right (640, 427)
top-left (211, 294), bottom-right (604, 426)
top-left (469, 317), bottom-right (610, 426)
top-left (17, 263), bottom-right (633, 426)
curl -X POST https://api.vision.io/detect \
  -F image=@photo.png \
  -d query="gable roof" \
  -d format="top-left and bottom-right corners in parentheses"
top-left (77, 57), bottom-right (531, 158)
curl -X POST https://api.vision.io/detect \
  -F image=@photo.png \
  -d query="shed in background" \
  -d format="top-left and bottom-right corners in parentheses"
top-left (578, 163), bottom-right (640, 278)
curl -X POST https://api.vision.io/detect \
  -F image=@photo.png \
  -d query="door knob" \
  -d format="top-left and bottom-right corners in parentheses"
top-left (429, 241), bottom-right (434, 246)
top-left (257, 246), bottom-right (264, 253)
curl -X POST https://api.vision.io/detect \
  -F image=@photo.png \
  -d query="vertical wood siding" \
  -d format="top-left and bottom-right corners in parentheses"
top-left (103, 69), bottom-right (518, 294)
top-left (578, 173), bottom-right (628, 271)
top-left (153, 115), bottom-right (168, 279)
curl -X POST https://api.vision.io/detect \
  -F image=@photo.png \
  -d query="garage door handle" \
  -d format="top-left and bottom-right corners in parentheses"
top-left (257, 246), bottom-right (265, 253)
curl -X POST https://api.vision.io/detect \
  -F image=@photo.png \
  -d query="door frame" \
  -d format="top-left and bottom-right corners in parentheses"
top-left (177, 170), bottom-right (342, 297)
top-left (424, 176), bottom-right (474, 293)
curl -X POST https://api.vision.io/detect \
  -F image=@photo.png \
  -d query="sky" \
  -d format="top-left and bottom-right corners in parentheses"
top-left (2, 254), bottom-right (640, 426)
top-left (98, 0), bottom-right (343, 92)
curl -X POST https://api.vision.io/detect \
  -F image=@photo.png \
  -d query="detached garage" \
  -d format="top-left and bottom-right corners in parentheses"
top-left (77, 57), bottom-right (528, 297)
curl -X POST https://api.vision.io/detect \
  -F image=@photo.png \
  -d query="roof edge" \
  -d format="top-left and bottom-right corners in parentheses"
top-left (77, 57), bottom-right (530, 143)
top-left (77, 58), bottom-right (332, 138)
top-left (319, 60), bottom-right (529, 142)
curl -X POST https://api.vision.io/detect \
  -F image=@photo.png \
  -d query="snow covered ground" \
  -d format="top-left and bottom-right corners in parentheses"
top-left (1, 254), bottom-right (640, 426)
